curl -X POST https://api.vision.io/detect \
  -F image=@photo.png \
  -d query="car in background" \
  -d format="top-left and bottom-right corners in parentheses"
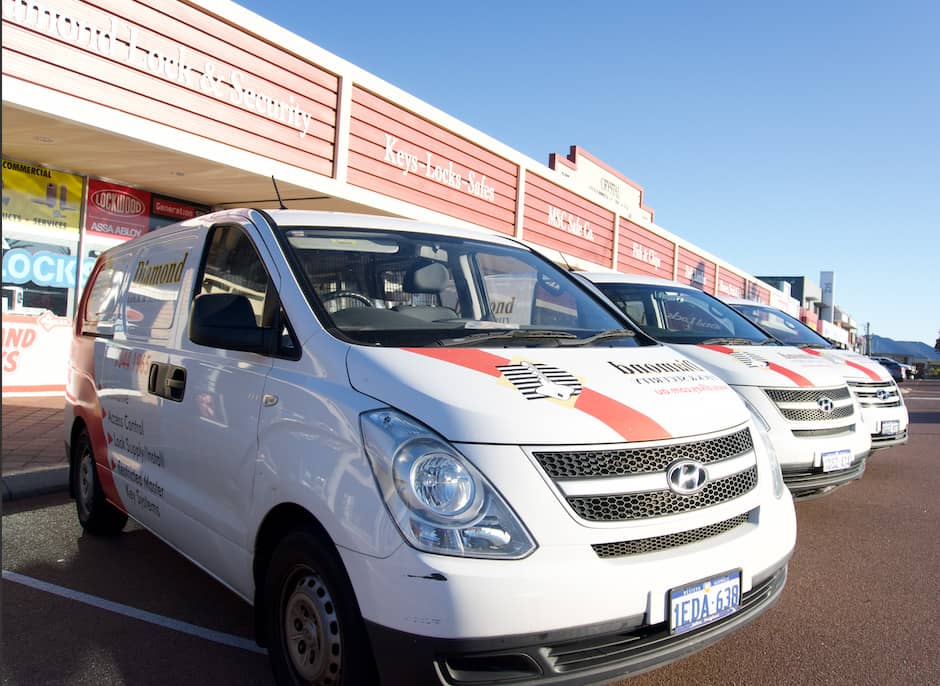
top-left (872, 357), bottom-right (912, 382)
top-left (723, 299), bottom-right (909, 450)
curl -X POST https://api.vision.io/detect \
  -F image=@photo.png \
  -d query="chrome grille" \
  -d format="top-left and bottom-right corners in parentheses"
top-left (533, 428), bottom-right (753, 478)
top-left (567, 467), bottom-right (758, 521)
top-left (592, 512), bottom-right (751, 558)
top-left (765, 387), bottom-right (851, 403)
top-left (764, 386), bottom-right (855, 424)
top-left (778, 404), bottom-right (854, 421)
top-left (848, 380), bottom-right (902, 408)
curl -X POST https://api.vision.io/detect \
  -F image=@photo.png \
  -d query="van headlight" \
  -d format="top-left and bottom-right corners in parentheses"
top-left (361, 409), bottom-right (536, 559)
top-left (748, 416), bottom-right (786, 499)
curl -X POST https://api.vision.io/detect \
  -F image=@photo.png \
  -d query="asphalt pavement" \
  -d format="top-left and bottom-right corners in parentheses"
top-left (2, 381), bottom-right (939, 685)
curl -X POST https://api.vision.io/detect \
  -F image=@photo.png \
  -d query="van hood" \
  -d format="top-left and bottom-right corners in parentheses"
top-left (800, 348), bottom-right (893, 383)
top-left (346, 345), bottom-right (749, 444)
top-left (672, 344), bottom-right (849, 389)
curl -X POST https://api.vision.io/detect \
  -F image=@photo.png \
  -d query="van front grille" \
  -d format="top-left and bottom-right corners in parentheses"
top-left (592, 511), bottom-right (751, 558)
top-left (532, 428), bottom-right (753, 478)
top-left (530, 428), bottom-right (759, 524)
top-left (765, 387), bottom-right (851, 403)
top-left (764, 386), bottom-right (855, 424)
top-left (567, 467), bottom-right (758, 521)
top-left (778, 405), bottom-right (854, 422)
top-left (847, 380), bottom-right (902, 408)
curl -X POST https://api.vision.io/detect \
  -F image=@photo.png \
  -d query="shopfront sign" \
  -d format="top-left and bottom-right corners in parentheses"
top-left (549, 147), bottom-right (654, 223)
top-left (3, 1), bottom-right (315, 141)
top-left (348, 87), bottom-right (517, 235)
top-left (85, 180), bottom-right (152, 240)
top-left (1, 159), bottom-right (83, 232)
top-left (677, 247), bottom-right (715, 291)
top-left (523, 173), bottom-right (615, 266)
top-left (1, 312), bottom-right (72, 393)
top-left (617, 219), bottom-right (674, 277)
top-left (2, 249), bottom-right (95, 290)
top-left (547, 206), bottom-right (594, 242)
top-left (382, 133), bottom-right (496, 202)
top-left (717, 276), bottom-right (745, 299)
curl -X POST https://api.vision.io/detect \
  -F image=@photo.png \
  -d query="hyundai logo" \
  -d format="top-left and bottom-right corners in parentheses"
top-left (876, 389), bottom-right (890, 401)
top-left (666, 460), bottom-right (709, 495)
top-left (817, 396), bottom-right (835, 414)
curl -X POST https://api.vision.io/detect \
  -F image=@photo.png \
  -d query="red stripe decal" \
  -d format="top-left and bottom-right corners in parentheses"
top-left (845, 360), bottom-right (882, 381)
top-left (802, 348), bottom-right (822, 356)
top-left (404, 349), bottom-right (670, 441)
top-left (575, 388), bottom-right (671, 441)
top-left (698, 344), bottom-right (734, 354)
top-left (698, 344), bottom-right (814, 387)
top-left (766, 362), bottom-right (814, 387)
top-left (405, 348), bottom-right (504, 377)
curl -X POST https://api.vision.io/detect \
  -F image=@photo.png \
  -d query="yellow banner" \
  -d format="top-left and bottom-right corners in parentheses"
top-left (2, 159), bottom-right (84, 232)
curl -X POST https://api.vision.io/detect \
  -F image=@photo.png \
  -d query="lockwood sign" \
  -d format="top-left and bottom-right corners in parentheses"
top-left (2, 249), bottom-right (95, 290)
top-left (3, 0), bottom-right (315, 140)
top-left (85, 179), bottom-right (152, 241)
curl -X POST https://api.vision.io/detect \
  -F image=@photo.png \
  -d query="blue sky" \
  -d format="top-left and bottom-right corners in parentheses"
top-left (237, 0), bottom-right (939, 345)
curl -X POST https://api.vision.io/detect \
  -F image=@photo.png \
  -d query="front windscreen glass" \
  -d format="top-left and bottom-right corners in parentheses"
top-left (278, 227), bottom-right (646, 348)
top-left (594, 281), bottom-right (778, 345)
top-left (731, 303), bottom-right (832, 348)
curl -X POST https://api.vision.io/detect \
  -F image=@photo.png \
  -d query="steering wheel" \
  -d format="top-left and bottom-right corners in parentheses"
top-left (320, 290), bottom-right (374, 313)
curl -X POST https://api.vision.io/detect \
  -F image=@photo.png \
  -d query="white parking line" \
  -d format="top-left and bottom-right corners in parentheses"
top-left (2, 569), bottom-right (267, 655)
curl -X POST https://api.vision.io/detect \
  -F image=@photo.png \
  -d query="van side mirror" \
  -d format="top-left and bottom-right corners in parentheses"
top-left (189, 293), bottom-right (270, 354)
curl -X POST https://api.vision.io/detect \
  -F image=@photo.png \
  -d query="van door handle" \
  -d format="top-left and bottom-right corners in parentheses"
top-left (165, 366), bottom-right (187, 402)
top-left (147, 362), bottom-right (186, 401)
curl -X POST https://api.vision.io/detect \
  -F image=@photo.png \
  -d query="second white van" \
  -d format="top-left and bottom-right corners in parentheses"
top-left (580, 272), bottom-right (872, 501)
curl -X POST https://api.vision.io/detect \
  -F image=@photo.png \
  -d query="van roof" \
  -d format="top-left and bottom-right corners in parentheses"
top-left (247, 208), bottom-right (520, 246)
top-left (579, 272), bottom-right (684, 288)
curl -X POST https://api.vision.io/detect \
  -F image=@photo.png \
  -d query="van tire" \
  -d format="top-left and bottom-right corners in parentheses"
top-left (73, 428), bottom-right (127, 535)
top-left (262, 529), bottom-right (377, 686)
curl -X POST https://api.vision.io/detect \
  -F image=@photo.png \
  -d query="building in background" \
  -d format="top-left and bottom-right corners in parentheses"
top-left (0, 0), bottom-right (840, 394)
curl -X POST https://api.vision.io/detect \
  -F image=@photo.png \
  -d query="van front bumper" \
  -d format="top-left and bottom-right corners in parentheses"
top-left (365, 563), bottom-right (787, 686)
top-left (782, 454), bottom-right (868, 501)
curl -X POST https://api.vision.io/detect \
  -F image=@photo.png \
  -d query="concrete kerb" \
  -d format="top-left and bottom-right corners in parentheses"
top-left (1, 466), bottom-right (70, 501)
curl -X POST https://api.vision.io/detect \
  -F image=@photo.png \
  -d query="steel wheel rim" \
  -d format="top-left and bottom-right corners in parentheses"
top-left (78, 447), bottom-right (94, 513)
top-left (283, 570), bottom-right (342, 683)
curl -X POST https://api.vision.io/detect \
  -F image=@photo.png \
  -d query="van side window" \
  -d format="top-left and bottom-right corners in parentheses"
top-left (199, 225), bottom-right (270, 326)
top-left (81, 255), bottom-right (129, 337)
top-left (196, 225), bottom-right (299, 358)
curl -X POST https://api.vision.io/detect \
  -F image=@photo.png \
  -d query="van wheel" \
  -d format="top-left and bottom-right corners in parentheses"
top-left (73, 428), bottom-right (127, 535)
top-left (263, 530), bottom-right (377, 686)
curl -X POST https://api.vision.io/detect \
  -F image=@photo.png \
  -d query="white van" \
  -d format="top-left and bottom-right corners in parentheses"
top-left (66, 209), bottom-right (795, 686)
top-left (579, 273), bottom-right (872, 501)
top-left (722, 298), bottom-right (909, 450)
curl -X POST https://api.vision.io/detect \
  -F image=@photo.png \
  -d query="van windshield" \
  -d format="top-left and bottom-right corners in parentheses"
top-left (730, 303), bottom-right (833, 348)
top-left (278, 227), bottom-right (646, 348)
top-left (593, 281), bottom-right (779, 346)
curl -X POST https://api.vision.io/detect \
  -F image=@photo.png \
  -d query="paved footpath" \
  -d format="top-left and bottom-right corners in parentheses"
top-left (1, 395), bottom-right (68, 501)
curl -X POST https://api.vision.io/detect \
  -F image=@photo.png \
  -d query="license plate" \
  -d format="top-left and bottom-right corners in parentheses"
top-left (669, 570), bottom-right (741, 635)
top-left (881, 420), bottom-right (900, 436)
top-left (821, 448), bottom-right (853, 472)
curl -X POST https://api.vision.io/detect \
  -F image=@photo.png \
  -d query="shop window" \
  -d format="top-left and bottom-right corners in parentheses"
top-left (2, 159), bottom-right (85, 317)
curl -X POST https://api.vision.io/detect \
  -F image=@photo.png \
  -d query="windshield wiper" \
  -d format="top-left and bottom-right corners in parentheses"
top-left (559, 329), bottom-right (636, 347)
top-left (439, 329), bottom-right (579, 347)
top-left (701, 337), bottom-right (772, 346)
top-left (797, 342), bottom-right (829, 349)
